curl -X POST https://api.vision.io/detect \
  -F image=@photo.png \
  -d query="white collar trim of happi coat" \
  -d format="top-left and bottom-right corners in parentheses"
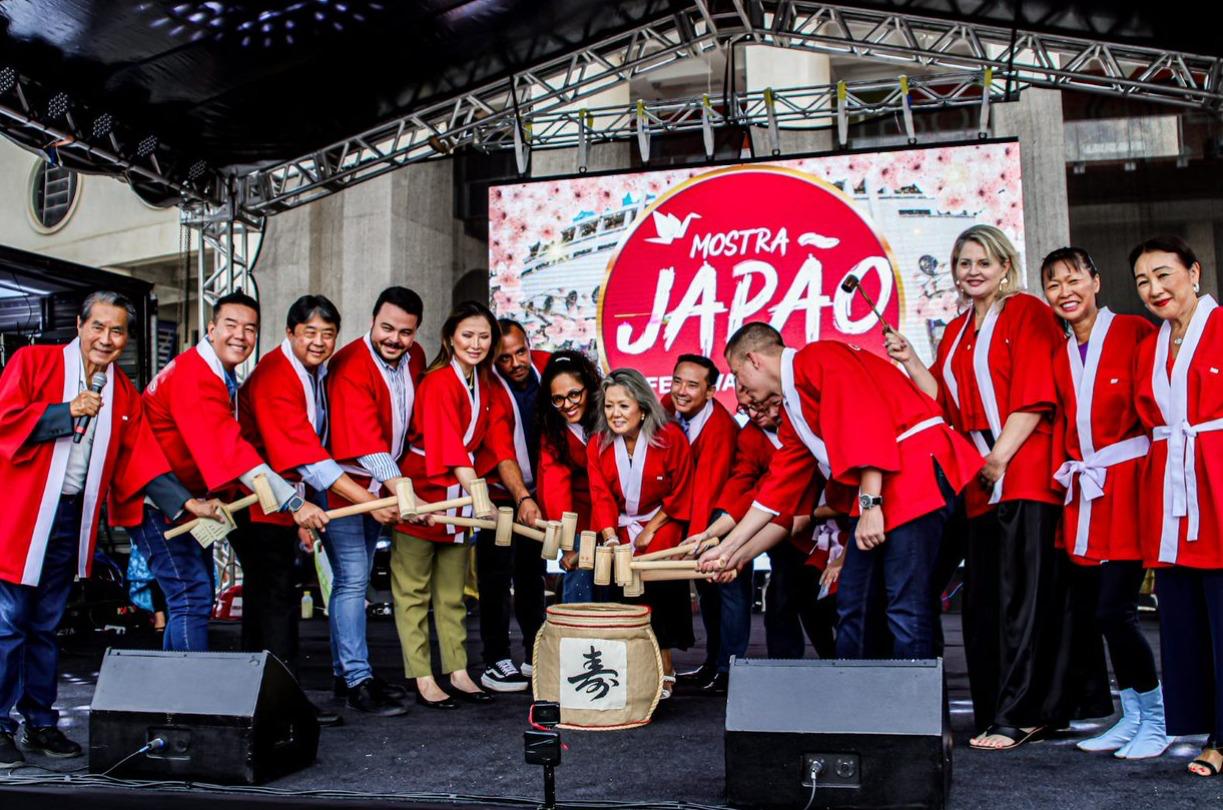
top-left (494, 362), bottom-right (541, 488)
top-left (25, 338), bottom-right (115, 585)
top-left (1152, 295), bottom-right (1221, 561)
top-left (779, 347), bottom-right (831, 479)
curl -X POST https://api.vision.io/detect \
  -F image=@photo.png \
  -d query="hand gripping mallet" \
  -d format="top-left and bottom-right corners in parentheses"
top-left (840, 275), bottom-right (896, 335)
top-left (163, 474), bottom-right (271, 540)
top-left (324, 479), bottom-right (417, 520)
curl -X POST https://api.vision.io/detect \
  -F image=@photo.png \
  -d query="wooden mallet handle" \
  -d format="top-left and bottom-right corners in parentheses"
top-left (631, 560), bottom-right (699, 571)
top-left (163, 493), bottom-right (259, 539)
top-left (324, 480), bottom-right (415, 521)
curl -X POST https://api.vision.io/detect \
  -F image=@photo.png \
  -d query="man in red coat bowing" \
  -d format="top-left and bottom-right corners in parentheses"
top-left (324, 287), bottom-right (423, 713)
top-left (701, 323), bottom-right (982, 660)
top-left (131, 292), bottom-right (329, 655)
top-left (476, 319), bottom-right (546, 692)
top-left (238, 294), bottom-right (407, 721)
top-left (0, 292), bottom-right (222, 767)
top-left (663, 354), bottom-right (741, 694)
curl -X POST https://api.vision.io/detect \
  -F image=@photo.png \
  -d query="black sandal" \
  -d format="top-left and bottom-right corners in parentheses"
top-left (1189, 748), bottom-right (1221, 777)
top-left (969, 724), bottom-right (1048, 751)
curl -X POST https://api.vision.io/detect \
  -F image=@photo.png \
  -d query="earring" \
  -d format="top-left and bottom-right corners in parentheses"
top-left (1000, 277), bottom-right (1009, 287)
top-left (1194, 282), bottom-right (1202, 293)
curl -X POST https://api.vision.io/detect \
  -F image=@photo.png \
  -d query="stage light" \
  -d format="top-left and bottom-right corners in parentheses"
top-left (188, 160), bottom-right (209, 181)
top-left (137, 135), bottom-right (158, 158)
top-left (47, 92), bottom-right (70, 119)
top-left (92, 113), bottom-right (114, 139)
top-left (0, 66), bottom-right (16, 94)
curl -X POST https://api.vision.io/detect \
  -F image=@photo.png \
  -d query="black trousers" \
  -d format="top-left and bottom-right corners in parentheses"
top-left (637, 579), bottom-right (694, 651)
top-left (1156, 567), bottom-right (1223, 738)
top-left (765, 543), bottom-right (836, 660)
top-left (227, 520), bottom-right (301, 675)
top-left (475, 526), bottom-right (546, 666)
top-left (962, 500), bottom-right (1112, 732)
top-left (694, 578), bottom-right (721, 667)
top-left (1085, 560), bottom-right (1159, 693)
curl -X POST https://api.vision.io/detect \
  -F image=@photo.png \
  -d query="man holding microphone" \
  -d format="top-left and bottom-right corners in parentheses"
top-left (0, 292), bottom-right (222, 767)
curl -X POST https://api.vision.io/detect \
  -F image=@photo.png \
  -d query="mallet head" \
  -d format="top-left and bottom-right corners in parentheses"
top-left (470, 478), bottom-right (493, 518)
top-left (495, 506), bottom-right (514, 547)
top-left (395, 479), bottom-right (416, 519)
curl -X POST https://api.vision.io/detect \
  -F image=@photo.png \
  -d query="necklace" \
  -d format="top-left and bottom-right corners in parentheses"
top-left (1173, 337), bottom-right (1184, 345)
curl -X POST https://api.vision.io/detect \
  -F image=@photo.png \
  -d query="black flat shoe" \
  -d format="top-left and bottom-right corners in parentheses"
top-left (415, 692), bottom-right (458, 710)
top-left (451, 688), bottom-right (494, 704)
top-left (701, 672), bottom-right (729, 695)
top-left (313, 704), bottom-right (344, 728)
top-left (677, 663), bottom-right (716, 688)
top-left (348, 679), bottom-right (410, 717)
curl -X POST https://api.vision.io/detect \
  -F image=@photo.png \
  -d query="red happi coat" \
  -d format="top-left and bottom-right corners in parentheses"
top-left (399, 359), bottom-right (514, 543)
top-left (0, 340), bottom-right (169, 585)
top-left (537, 423), bottom-right (594, 533)
top-left (586, 421), bottom-right (694, 553)
top-left (486, 349), bottom-right (550, 496)
top-left (933, 293), bottom-right (1065, 518)
top-left (661, 394), bottom-right (738, 534)
top-left (143, 340), bottom-right (264, 496)
top-left (755, 342), bottom-right (983, 531)
top-left (239, 341), bottom-right (333, 526)
top-left (1134, 296), bottom-right (1223, 569)
top-left (327, 335), bottom-right (426, 506)
top-left (1051, 310), bottom-right (1155, 564)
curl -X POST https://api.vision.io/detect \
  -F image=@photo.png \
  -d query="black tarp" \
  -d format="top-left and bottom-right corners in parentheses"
top-left (0, 1), bottom-right (1216, 200)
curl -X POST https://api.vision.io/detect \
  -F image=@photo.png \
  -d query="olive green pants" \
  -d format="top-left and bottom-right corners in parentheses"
top-left (390, 532), bottom-right (469, 678)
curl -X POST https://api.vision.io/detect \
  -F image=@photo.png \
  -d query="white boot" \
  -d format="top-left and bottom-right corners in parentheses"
top-left (1077, 688), bottom-right (1140, 752)
top-left (1118, 684), bottom-right (1171, 759)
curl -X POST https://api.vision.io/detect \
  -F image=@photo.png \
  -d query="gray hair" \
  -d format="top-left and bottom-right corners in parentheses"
top-left (596, 368), bottom-right (672, 450)
top-left (79, 291), bottom-right (136, 328)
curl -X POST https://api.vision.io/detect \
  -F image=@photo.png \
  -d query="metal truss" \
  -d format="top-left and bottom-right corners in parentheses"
top-left (238, 1), bottom-right (1223, 216)
top-left (0, 65), bottom-right (222, 208)
top-left (184, 200), bottom-right (265, 377)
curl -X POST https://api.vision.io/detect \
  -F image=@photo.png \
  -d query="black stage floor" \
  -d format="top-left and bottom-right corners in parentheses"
top-left (1, 604), bottom-right (1220, 809)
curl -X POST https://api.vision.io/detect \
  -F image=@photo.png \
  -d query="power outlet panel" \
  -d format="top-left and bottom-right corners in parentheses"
top-left (801, 752), bottom-right (861, 788)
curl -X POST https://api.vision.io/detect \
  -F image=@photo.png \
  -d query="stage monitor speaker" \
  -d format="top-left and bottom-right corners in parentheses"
top-left (725, 658), bottom-right (950, 809)
top-left (89, 649), bottom-right (319, 784)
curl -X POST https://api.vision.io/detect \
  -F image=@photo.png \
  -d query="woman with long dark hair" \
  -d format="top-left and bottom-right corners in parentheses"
top-left (535, 351), bottom-right (605, 602)
top-left (587, 369), bottom-right (694, 698)
top-left (1130, 235), bottom-right (1223, 777)
top-left (1041, 247), bottom-right (1167, 759)
top-left (393, 301), bottom-right (509, 709)
top-left (885, 225), bottom-right (1111, 750)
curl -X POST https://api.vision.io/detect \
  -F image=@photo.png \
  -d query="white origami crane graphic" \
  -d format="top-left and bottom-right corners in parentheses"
top-left (645, 211), bottom-right (701, 244)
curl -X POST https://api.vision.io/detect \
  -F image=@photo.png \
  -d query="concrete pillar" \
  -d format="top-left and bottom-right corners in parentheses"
top-left (991, 88), bottom-right (1071, 290)
top-left (744, 46), bottom-right (832, 156)
top-left (254, 159), bottom-right (469, 358)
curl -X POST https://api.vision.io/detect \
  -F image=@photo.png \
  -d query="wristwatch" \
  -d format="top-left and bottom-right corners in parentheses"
top-left (858, 493), bottom-right (883, 511)
top-left (285, 494), bottom-right (306, 513)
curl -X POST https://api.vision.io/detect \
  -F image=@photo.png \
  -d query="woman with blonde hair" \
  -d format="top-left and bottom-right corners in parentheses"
top-left (586, 369), bottom-right (694, 698)
top-left (886, 224), bottom-right (1111, 750)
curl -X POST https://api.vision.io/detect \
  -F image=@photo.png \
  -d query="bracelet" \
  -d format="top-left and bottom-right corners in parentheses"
top-left (517, 494), bottom-right (535, 508)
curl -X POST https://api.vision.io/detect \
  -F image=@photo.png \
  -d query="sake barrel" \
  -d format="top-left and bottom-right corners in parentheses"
top-left (531, 603), bottom-right (663, 730)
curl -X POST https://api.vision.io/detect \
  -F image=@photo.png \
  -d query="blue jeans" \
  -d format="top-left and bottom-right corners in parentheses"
top-left (321, 511), bottom-right (382, 687)
top-left (561, 569), bottom-right (616, 603)
top-left (0, 495), bottom-right (81, 733)
top-left (129, 505), bottom-right (214, 652)
top-left (716, 558), bottom-right (755, 672)
top-left (836, 470), bottom-right (956, 660)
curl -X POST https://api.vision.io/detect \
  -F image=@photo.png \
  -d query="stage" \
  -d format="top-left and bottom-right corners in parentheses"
top-left (0, 608), bottom-right (1218, 809)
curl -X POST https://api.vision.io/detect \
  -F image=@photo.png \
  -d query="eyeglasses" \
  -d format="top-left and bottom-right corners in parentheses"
top-left (550, 387), bottom-right (586, 408)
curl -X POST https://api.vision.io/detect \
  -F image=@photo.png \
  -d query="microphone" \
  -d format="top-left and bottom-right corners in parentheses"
top-left (840, 276), bottom-right (895, 335)
top-left (73, 372), bottom-right (107, 444)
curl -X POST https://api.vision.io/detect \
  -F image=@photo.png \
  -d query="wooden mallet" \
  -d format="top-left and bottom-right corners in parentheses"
top-left (325, 479), bottom-right (416, 520)
top-left (578, 530), bottom-right (597, 570)
top-left (163, 474), bottom-right (270, 540)
top-left (593, 541), bottom-right (615, 586)
top-left (408, 478), bottom-right (493, 519)
top-left (430, 506), bottom-right (515, 546)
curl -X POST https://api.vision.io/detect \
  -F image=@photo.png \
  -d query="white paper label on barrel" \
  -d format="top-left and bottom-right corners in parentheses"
top-left (559, 637), bottom-right (627, 710)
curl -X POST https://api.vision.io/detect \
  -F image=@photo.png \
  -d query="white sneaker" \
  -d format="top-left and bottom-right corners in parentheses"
top-left (481, 659), bottom-right (529, 692)
top-left (520, 662), bottom-right (533, 678)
